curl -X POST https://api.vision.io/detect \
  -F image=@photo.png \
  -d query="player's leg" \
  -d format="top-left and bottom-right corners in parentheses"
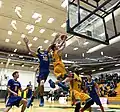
top-left (71, 90), bottom-right (81, 112)
top-left (27, 83), bottom-right (40, 108)
top-left (80, 98), bottom-right (94, 112)
top-left (20, 99), bottom-right (27, 112)
top-left (39, 80), bottom-right (45, 106)
top-left (3, 107), bottom-right (11, 112)
top-left (90, 94), bottom-right (104, 112)
top-left (99, 105), bottom-right (105, 112)
top-left (49, 75), bottom-right (69, 91)
top-left (73, 91), bottom-right (94, 112)
top-left (49, 66), bottom-right (69, 91)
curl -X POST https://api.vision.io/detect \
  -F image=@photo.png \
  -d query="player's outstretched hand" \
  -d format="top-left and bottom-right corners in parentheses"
top-left (23, 37), bottom-right (29, 44)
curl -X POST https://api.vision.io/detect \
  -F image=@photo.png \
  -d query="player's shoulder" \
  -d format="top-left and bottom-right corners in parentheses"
top-left (8, 79), bottom-right (14, 82)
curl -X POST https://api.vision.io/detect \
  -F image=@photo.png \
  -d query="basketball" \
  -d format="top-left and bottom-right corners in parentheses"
top-left (60, 34), bottom-right (67, 40)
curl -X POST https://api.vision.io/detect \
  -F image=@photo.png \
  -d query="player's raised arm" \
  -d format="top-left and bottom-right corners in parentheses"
top-left (51, 33), bottom-right (60, 45)
top-left (58, 35), bottom-right (67, 53)
top-left (23, 37), bottom-right (36, 56)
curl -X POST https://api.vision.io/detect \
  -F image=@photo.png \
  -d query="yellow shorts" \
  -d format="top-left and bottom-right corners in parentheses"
top-left (53, 62), bottom-right (67, 78)
top-left (71, 90), bottom-right (90, 103)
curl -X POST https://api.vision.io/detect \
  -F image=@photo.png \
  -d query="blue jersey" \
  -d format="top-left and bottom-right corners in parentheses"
top-left (86, 80), bottom-right (97, 94)
top-left (7, 79), bottom-right (21, 96)
top-left (37, 51), bottom-right (50, 72)
top-left (27, 84), bottom-right (32, 98)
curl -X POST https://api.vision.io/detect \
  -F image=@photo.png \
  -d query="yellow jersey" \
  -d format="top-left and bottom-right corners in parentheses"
top-left (70, 73), bottom-right (90, 102)
top-left (70, 73), bottom-right (82, 92)
top-left (52, 50), bottom-right (67, 77)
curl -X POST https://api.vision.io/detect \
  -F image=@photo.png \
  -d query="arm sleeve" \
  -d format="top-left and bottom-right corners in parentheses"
top-left (19, 82), bottom-right (21, 89)
top-left (7, 79), bottom-right (12, 87)
top-left (37, 53), bottom-right (42, 60)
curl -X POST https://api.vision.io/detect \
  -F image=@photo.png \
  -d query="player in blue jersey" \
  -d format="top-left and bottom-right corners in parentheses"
top-left (26, 81), bottom-right (32, 99)
top-left (23, 37), bottom-right (51, 107)
top-left (4, 71), bottom-right (29, 112)
top-left (26, 81), bottom-right (33, 106)
top-left (86, 75), bottom-right (104, 112)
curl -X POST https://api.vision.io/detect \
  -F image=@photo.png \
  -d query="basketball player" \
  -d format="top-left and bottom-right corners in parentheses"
top-left (62, 70), bottom-right (94, 112)
top-left (86, 75), bottom-right (105, 112)
top-left (4, 71), bottom-right (28, 112)
top-left (48, 34), bottom-right (69, 91)
top-left (23, 37), bottom-right (51, 107)
top-left (26, 81), bottom-right (32, 99)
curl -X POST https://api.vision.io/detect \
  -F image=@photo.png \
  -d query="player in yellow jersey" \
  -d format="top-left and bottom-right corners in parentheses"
top-left (48, 34), bottom-right (69, 90)
top-left (62, 70), bottom-right (94, 112)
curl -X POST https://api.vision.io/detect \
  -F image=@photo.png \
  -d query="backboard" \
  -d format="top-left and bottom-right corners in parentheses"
top-left (67, 0), bottom-right (120, 45)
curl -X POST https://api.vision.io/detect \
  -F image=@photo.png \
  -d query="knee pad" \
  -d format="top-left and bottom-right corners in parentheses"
top-left (75, 102), bottom-right (81, 112)
top-left (40, 80), bottom-right (44, 86)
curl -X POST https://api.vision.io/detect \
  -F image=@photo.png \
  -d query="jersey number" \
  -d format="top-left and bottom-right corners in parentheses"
top-left (15, 86), bottom-right (17, 91)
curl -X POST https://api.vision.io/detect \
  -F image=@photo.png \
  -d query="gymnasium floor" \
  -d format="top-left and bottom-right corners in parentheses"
top-left (0, 99), bottom-right (120, 112)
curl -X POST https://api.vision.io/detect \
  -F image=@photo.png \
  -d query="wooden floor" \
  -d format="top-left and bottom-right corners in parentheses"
top-left (0, 99), bottom-right (120, 112)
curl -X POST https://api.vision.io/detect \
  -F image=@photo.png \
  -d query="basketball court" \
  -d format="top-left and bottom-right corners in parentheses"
top-left (0, 0), bottom-right (120, 112)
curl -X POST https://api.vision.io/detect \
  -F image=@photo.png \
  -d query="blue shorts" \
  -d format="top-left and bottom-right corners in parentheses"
top-left (37, 71), bottom-right (49, 83)
top-left (90, 93), bottom-right (102, 106)
top-left (6, 96), bottom-right (22, 107)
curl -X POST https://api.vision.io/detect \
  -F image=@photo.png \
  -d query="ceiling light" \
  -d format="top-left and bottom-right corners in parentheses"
top-left (73, 47), bottom-right (78, 51)
top-left (99, 33), bottom-right (105, 37)
top-left (29, 52), bottom-right (31, 55)
top-left (26, 25), bottom-right (34, 34)
top-left (61, 0), bottom-right (68, 8)
top-left (14, 49), bottom-right (17, 52)
top-left (83, 41), bottom-right (89, 45)
top-left (92, 70), bottom-right (96, 72)
top-left (15, 6), bottom-right (22, 18)
top-left (39, 29), bottom-right (45, 33)
top-left (1, 62), bottom-right (3, 64)
top-left (44, 40), bottom-right (49, 43)
top-left (79, 68), bottom-right (83, 70)
top-left (17, 41), bottom-right (21, 45)
top-left (11, 20), bottom-right (17, 30)
top-left (82, 53), bottom-right (85, 57)
top-left (61, 23), bottom-right (66, 28)
top-left (0, 1), bottom-right (2, 8)
top-left (115, 64), bottom-right (120, 67)
top-left (65, 54), bottom-right (68, 58)
top-left (22, 64), bottom-right (24, 67)
top-left (51, 32), bottom-right (57, 37)
top-left (8, 31), bottom-right (12, 35)
top-left (19, 56), bottom-right (23, 58)
top-left (32, 13), bottom-right (42, 19)
top-left (48, 18), bottom-right (54, 23)
top-left (11, 63), bottom-right (14, 66)
top-left (38, 46), bottom-right (42, 49)
top-left (5, 39), bottom-right (10, 42)
top-left (31, 66), bottom-right (34, 68)
top-left (28, 43), bottom-right (32, 47)
top-left (86, 44), bottom-right (106, 53)
top-left (32, 13), bottom-right (42, 23)
top-left (99, 68), bottom-right (104, 70)
top-left (11, 54), bottom-right (14, 56)
top-left (21, 34), bottom-right (26, 38)
top-left (101, 51), bottom-right (104, 56)
top-left (33, 37), bottom-right (38, 41)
